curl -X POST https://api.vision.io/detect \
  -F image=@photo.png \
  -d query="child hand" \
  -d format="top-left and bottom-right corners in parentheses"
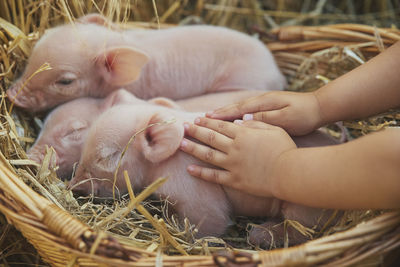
top-left (206, 91), bottom-right (322, 136)
top-left (179, 117), bottom-right (297, 197)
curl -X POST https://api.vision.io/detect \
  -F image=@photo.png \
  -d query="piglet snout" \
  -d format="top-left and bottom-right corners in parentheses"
top-left (27, 148), bottom-right (45, 164)
top-left (28, 146), bottom-right (60, 176)
top-left (69, 176), bottom-right (93, 196)
top-left (68, 167), bottom-right (101, 196)
top-left (6, 84), bottom-right (19, 102)
top-left (7, 83), bottom-right (45, 111)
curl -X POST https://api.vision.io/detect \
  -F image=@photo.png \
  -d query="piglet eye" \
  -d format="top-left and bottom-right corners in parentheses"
top-left (62, 128), bottom-right (85, 142)
top-left (56, 79), bottom-right (74, 85)
top-left (96, 146), bottom-right (121, 170)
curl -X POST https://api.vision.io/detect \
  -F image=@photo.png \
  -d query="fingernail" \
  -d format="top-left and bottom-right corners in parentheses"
top-left (243, 114), bottom-right (253, 121)
top-left (194, 117), bottom-right (201, 124)
top-left (234, 120), bottom-right (243, 124)
top-left (180, 139), bottom-right (187, 148)
top-left (206, 111), bottom-right (214, 117)
top-left (183, 122), bottom-right (190, 131)
top-left (187, 165), bottom-right (195, 172)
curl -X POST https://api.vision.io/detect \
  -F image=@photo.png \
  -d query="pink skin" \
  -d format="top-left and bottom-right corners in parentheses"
top-left (7, 14), bottom-right (286, 112)
top-left (27, 97), bottom-right (102, 180)
top-left (27, 89), bottom-right (149, 180)
top-left (70, 103), bottom-right (337, 245)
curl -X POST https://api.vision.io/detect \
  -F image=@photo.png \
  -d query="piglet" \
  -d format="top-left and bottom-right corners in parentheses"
top-left (70, 102), bottom-right (338, 246)
top-left (7, 13), bottom-right (286, 111)
top-left (27, 89), bottom-right (153, 180)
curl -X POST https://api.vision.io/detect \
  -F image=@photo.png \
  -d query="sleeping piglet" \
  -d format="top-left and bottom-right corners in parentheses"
top-left (7, 13), bottom-right (286, 112)
top-left (69, 101), bottom-right (338, 247)
top-left (27, 89), bottom-right (153, 180)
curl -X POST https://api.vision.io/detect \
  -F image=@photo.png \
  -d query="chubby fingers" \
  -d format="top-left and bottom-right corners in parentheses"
top-left (241, 117), bottom-right (282, 130)
top-left (183, 119), bottom-right (234, 152)
top-left (180, 118), bottom-right (244, 166)
top-left (187, 117), bottom-right (241, 138)
top-left (243, 108), bottom-right (286, 125)
top-left (180, 138), bottom-right (227, 167)
top-left (205, 95), bottom-right (261, 120)
top-left (206, 92), bottom-right (285, 120)
top-left (186, 164), bottom-right (232, 186)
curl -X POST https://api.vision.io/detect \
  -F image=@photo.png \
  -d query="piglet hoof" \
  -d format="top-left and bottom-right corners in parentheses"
top-left (248, 221), bottom-right (312, 249)
top-left (248, 221), bottom-right (283, 249)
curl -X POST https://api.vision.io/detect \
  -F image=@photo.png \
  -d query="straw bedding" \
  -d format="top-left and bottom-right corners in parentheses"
top-left (0, 0), bottom-right (399, 266)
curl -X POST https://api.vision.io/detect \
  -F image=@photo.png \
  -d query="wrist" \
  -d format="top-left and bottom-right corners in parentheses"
top-left (269, 148), bottom-right (296, 200)
top-left (311, 90), bottom-right (327, 128)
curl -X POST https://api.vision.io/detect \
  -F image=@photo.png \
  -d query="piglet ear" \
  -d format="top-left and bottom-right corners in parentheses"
top-left (77, 14), bottom-right (111, 27)
top-left (77, 13), bottom-right (122, 31)
top-left (102, 89), bottom-right (144, 110)
top-left (140, 113), bottom-right (183, 163)
top-left (149, 97), bottom-right (182, 110)
top-left (78, 13), bottom-right (107, 24)
top-left (96, 46), bottom-right (149, 86)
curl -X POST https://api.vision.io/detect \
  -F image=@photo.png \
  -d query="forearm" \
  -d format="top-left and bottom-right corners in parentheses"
top-left (315, 41), bottom-right (400, 125)
top-left (272, 127), bottom-right (400, 209)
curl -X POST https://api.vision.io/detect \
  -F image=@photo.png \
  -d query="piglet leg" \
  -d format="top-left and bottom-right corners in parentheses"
top-left (249, 202), bottom-right (338, 248)
top-left (155, 176), bottom-right (233, 238)
top-left (248, 218), bottom-right (313, 248)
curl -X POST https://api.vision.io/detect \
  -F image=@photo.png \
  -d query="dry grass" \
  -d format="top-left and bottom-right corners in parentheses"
top-left (0, 0), bottom-right (399, 266)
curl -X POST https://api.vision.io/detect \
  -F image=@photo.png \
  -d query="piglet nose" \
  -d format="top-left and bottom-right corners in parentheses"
top-left (68, 179), bottom-right (83, 194)
top-left (7, 84), bottom-right (31, 107)
top-left (27, 146), bottom-right (59, 170)
top-left (15, 93), bottom-right (35, 106)
top-left (6, 85), bottom-right (18, 100)
top-left (69, 166), bottom-right (89, 189)
top-left (6, 83), bottom-right (45, 111)
top-left (68, 175), bottom-right (97, 196)
top-left (7, 79), bottom-right (25, 94)
top-left (27, 149), bottom-right (45, 164)
top-left (67, 175), bottom-right (81, 191)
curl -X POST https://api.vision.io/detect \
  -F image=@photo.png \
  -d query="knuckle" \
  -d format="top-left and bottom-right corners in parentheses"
top-left (188, 124), bottom-right (197, 135)
top-left (226, 153), bottom-right (238, 165)
top-left (260, 112), bottom-right (268, 122)
top-left (211, 169), bottom-right (220, 182)
top-left (220, 155), bottom-right (229, 166)
top-left (217, 121), bottom-right (225, 130)
top-left (236, 100), bottom-right (246, 112)
top-left (204, 148), bottom-right (215, 161)
top-left (199, 167), bottom-right (206, 179)
top-left (207, 131), bottom-right (216, 144)
top-left (186, 142), bottom-right (195, 153)
top-left (185, 140), bottom-right (198, 154)
top-left (197, 117), bottom-right (207, 126)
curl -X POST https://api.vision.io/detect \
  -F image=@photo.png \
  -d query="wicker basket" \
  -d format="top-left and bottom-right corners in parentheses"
top-left (0, 2), bottom-right (400, 266)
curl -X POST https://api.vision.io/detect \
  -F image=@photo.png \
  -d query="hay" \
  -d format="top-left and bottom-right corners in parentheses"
top-left (0, 0), bottom-right (399, 266)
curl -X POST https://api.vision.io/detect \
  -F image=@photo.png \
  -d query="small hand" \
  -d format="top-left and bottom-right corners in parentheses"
top-left (206, 91), bottom-right (322, 136)
top-left (180, 117), bottom-right (296, 197)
